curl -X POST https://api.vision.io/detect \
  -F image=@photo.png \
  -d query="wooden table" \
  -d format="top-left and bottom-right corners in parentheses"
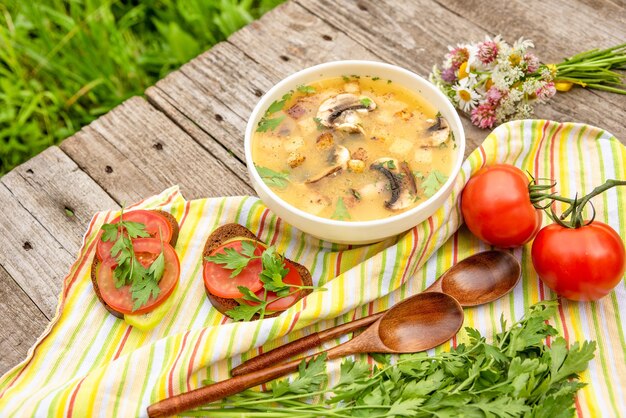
top-left (1, 0), bottom-right (625, 375)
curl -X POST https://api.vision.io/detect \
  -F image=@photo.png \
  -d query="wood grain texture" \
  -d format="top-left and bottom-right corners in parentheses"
top-left (297, 0), bottom-right (626, 144)
top-left (0, 181), bottom-right (74, 319)
top-left (61, 96), bottom-right (254, 203)
top-left (147, 42), bottom-right (276, 163)
top-left (0, 264), bottom-right (48, 376)
top-left (1, 146), bottom-right (118, 255)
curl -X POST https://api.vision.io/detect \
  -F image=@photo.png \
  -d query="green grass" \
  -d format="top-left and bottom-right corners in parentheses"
top-left (0, 0), bottom-right (283, 175)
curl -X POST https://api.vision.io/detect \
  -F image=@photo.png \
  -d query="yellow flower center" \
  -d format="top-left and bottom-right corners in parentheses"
top-left (459, 90), bottom-right (472, 102)
top-left (485, 78), bottom-right (494, 90)
top-left (458, 61), bottom-right (469, 79)
top-left (509, 53), bottom-right (521, 66)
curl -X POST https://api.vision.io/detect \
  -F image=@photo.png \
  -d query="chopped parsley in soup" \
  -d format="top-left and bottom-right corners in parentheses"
top-left (251, 75), bottom-right (456, 221)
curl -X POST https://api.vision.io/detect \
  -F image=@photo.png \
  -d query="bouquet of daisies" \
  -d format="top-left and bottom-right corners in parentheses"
top-left (430, 37), bottom-right (626, 129)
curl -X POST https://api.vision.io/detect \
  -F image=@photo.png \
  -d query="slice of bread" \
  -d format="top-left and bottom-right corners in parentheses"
top-left (203, 223), bottom-right (312, 320)
top-left (91, 209), bottom-right (180, 318)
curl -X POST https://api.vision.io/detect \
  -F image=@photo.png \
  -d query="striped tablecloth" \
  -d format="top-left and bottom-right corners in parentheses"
top-left (0, 120), bottom-right (624, 417)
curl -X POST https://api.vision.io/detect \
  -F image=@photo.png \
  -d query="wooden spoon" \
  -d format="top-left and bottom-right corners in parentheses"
top-left (232, 250), bottom-right (519, 376)
top-left (146, 292), bottom-right (464, 418)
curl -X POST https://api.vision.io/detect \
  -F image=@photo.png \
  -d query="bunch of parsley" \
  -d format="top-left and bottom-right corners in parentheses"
top-left (185, 301), bottom-right (595, 417)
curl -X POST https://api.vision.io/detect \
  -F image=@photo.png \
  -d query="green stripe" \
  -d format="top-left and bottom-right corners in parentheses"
top-left (163, 199), bottom-right (227, 336)
top-left (503, 122), bottom-right (512, 163)
top-left (112, 350), bottom-right (131, 417)
top-left (234, 196), bottom-right (249, 225)
top-left (377, 251), bottom-right (387, 297)
top-left (246, 199), bottom-right (264, 229)
top-left (520, 120), bottom-right (539, 177)
top-left (591, 131), bottom-right (623, 416)
top-left (0, 368), bottom-right (20, 392)
top-left (606, 138), bottom-right (626, 362)
top-left (133, 330), bottom-right (156, 415)
top-left (589, 301), bottom-right (620, 416)
top-left (41, 297), bottom-right (100, 412)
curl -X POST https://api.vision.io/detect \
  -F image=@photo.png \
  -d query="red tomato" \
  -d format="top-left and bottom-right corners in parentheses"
top-left (461, 164), bottom-right (542, 248)
top-left (97, 210), bottom-right (174, 262)
top-left (96, 238), bottom-right (180, 314)
top-left (203, 240), bottom-right (265, 298)
top-left (531, 221), bottom-right (625, 301)
top-left (243, 260), bottom-right (304, 311)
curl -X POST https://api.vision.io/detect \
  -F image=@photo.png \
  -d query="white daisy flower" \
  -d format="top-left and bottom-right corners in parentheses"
top-left (513, 37), bottom-right (534, 52)
top-left (452, 78), bottom-right (481, 112)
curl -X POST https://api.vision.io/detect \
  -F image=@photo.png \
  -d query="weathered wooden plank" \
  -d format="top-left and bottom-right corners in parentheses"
top-left (0, 264), bottom-right (48, 376)
top-left (147, 42), bottom-right (276, 163)
top-left (0, 181), bottom-right (74, 318)
top-left (146, 84), bottom-right (250, 182)
top-left (297, 0), bottom-right (626, 145)
top-left (438, 0), bottom-right (626, 54)
top-left (227, 1), bottom-right (378, 73)
top-left (61, 96), bottom-right (254, 203)
top-left (1, 146), bottom-right (118, 256)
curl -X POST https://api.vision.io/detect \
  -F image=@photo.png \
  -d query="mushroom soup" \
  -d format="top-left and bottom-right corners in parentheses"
top-left (251, 75), bottom-right (456, 221)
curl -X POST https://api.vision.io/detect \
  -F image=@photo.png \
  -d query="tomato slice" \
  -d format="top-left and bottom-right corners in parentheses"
top-left (97, 210), bottom-right (174, 262)
top-left (203, 240), bottom-right (265, 298)
top-left (243, 260), bottom-right (304, 312)
top-left (96, 238), bottom-right (180, 314)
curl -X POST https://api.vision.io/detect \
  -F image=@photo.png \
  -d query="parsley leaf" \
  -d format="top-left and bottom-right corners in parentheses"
top-left (256, 165), bottom-right (290, 189)
top-left (259, 247), bottom-right (290, 292)
top-left (237, 285), bottom-right (263, 303)
top-left (204, 244), bottom-right (258, 278)
top-left (421, 170), bottom-right (448, 197)
top-left (296, 84), bottom-right (316, 94)
top-left (313, 117), bottom-right (325, 130)
top-left (331, 197), bottom-right (351, 220)
top-left (267, 92), bottom-right (293, 114)
top-left (360, 97), bottom-right (373, 107)
top-left (384, 159), bottom-right (396, 169)
top-left (225, 303), bottom-right (264, 322)
top-left (256, 91), bottom-right (293, 133)
top-left (147, 251), bottom-right (165, 283)
top-left (256, 115), bottom-right (285, 133)
top-left (272, 354), bottom-right (328, 397)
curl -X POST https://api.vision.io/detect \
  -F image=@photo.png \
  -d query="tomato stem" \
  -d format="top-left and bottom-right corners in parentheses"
top-left (529, 178), bottom-right (626, 228)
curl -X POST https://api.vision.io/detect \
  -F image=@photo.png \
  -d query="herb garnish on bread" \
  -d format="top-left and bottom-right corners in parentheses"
top-left (202, 224), bottom-right (315, 321)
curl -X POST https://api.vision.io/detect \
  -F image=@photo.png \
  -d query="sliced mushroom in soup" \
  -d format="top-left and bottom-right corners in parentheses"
top-left (251, 75), bottom-right (456, 221)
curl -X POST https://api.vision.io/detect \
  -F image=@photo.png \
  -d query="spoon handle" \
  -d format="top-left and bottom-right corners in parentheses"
top-left (147, 356), bottom-right (306, 418)
top-left (147, 340), bottom-right (361, 418)
top-left (231, 313), bottom-right (384, 376)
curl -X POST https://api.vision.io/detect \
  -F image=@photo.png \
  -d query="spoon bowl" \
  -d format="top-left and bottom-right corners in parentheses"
top-left (426, 250), bottom-right (521, 306)
top-left (378, 292), bottom-right (464, 352)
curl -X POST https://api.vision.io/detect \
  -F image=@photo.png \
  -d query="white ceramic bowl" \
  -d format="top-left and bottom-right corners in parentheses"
top-left (244, 60), bottom-right (465, 244)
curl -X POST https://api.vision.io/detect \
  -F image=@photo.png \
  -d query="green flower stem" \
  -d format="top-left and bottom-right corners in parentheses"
top-left (552, 43), bottom-right (626, 94)
top-left (586, 84), bottom-right (626, 94)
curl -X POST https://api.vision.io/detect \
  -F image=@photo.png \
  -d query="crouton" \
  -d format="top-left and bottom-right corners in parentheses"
top-left (316, 132), bottom-right (334, 150)
top-left (287, 152), bottom-right (306, 168)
